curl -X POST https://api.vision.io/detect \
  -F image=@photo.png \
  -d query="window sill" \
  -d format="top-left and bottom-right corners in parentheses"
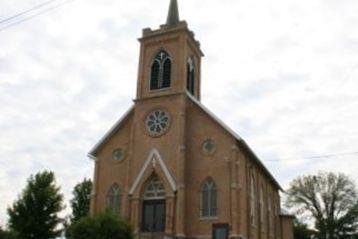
top-left (199, 217), bottom-right (219, 221)
top-left (149, 87), bottom-right (171, 92)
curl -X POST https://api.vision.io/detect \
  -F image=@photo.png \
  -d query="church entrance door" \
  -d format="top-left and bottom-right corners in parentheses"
top-left (141, 177), bottom-right (166, 233)
top-left (142, 199), bottom-right (166, 232)
top-left (212, 224), bottom-right (229, 239)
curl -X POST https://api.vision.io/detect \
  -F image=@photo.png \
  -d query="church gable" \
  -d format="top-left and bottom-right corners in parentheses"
top-left (185, 93), bottom-right (282, 191)
top-left (89, 106), bottom-right (134, 157)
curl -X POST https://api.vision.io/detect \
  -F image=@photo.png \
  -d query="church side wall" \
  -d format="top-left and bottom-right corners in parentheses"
top-left (244, 156), bottom-right (281, 239)
top-left (184, 100), bottom-right (237, 238)
top-left (280, 216), bottom-right (294, 239)
top-left (92, 113), bottom-right (133, 217)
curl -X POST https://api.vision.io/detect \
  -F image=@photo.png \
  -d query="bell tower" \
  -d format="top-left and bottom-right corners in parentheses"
top-left (136, 0), bottom-right (204, 101)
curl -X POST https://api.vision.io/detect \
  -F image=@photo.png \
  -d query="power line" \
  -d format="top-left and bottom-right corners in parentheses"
top-left (265, 151), bottom-right (358, 162)
top-left (0, 0), bottom-right (60, 25)
top-left (0, 0), bottom-right (75, 32)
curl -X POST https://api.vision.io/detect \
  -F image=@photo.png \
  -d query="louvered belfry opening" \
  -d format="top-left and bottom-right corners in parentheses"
top-left (187, 57), bottom-right (195, 95)
top-left (150, 50), bottom-right (171, 90)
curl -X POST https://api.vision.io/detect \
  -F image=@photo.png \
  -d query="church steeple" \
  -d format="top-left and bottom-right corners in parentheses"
top-left (166, 0), bottom-right (180, 26)
top-left (136, 0), bottom-right (204, 101)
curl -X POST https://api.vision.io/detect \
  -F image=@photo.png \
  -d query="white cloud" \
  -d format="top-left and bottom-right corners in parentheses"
top-left (0, 0), bottom-right (358, 227)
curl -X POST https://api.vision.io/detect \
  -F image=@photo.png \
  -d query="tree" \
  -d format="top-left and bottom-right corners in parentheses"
top-left (70, 178), bottom-right (92, 223)
top-left (67, 212), bottom-right (133, 239)
top-left (7, 171), bottom-right (64, 239)
top-left (286, 172), bottom-right (358, 239)
top-left (293, 219), bottom-right (313, 239)
top-left (0, 227), bottom-right (17, 239)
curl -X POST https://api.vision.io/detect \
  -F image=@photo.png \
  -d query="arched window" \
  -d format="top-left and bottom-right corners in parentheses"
top-left (144, 177), bottom-right (166, 200)
top-left (250, 175), bottom-right (257, 226)
top-left (150, 50), bottom-right (171, 90)
top-left (187, 57), bottom-right (195, 95)
top-left (201, 178), bottom-right (217, 217)
top-left (107, 184), bottom-right (121, 215)
top-left (259, 186), bottom-right (265, 229)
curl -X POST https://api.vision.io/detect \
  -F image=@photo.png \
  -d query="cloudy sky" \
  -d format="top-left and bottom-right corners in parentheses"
top-left (1, 0), bottom-right (358, 227)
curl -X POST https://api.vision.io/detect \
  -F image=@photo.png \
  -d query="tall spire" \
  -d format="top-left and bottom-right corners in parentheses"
top-left (166, 0), bottom-right (180, 26)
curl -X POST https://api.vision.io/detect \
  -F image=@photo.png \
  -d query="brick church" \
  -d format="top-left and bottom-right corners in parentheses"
top-left (88, 1), bottom-right (294, 239)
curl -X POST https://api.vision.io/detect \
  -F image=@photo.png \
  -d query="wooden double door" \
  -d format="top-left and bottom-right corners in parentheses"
top-left (141, 200), bottom-right (166, 232)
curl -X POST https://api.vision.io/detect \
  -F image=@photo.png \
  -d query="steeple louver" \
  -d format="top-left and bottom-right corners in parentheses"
top-left (166, 0), bottom-right (180, 26)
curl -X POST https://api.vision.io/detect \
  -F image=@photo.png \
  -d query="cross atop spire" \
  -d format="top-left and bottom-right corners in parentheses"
top-left (166, 0), bottom-right (180, 26)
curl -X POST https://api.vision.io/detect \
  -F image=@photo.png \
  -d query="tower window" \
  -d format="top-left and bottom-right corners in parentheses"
top-left (150, 50), bottom-right (171, 90)
top-left (187, 57), bottom-right (195, 95)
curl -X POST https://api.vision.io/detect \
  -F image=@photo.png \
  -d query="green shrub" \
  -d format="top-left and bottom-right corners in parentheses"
top-left (67, 212), bottom-right (133, 239)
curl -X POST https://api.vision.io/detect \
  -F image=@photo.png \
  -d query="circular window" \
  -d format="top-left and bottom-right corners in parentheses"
top-left (112, 148), bottom-right (124, 162)
top-left (145, 109), bottom-right (170, 137)
top-left (202, 139), bottom-right (216, 155)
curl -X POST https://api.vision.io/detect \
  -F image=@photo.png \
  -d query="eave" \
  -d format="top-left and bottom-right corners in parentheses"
top-left (88, 106), bottom-right (135, 157)
top-left (186, 92), bottom-right (283, 191)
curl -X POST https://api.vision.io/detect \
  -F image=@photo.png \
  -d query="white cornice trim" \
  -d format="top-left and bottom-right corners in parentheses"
top-left (88, 105), bottom-right (135, 156)
top-left (186, 92), bottom-right (243, 141)
top-left (129, 148), bottom-right (177, 195)
top-left (186, 92), bottom-right (283, 191)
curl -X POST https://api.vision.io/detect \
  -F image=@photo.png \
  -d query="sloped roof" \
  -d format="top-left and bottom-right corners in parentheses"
top-left (88, 92), bottom-right (283, 190)
top-left (186, 93), bottom-right (283, 191)
top-left (88, 106), bottom-right (134, 157)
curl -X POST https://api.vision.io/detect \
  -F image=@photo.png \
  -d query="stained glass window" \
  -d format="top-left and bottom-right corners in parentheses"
top-left (145, 110), bottom-right (170, 137)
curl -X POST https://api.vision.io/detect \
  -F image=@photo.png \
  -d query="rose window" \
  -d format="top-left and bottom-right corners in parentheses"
top-left (202, 139), bottom-right (216, 155)
top-left (145, 110), bottom-right (170, 136)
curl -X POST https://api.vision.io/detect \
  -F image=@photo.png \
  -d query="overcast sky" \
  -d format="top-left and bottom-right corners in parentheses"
top-left (1, 0), bottom-right (358, 227)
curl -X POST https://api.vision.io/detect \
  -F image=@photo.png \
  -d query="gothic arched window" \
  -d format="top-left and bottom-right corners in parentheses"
top-left (107, 184), bottom-right (121, 215)
top-left (187, 57), bottom-right (195, 95)
top-left (250, 175), bottom-right (257, 226)
top-left (150, 50), bottom-right (171, 90)
top-left (201, 178), bottom-right (217, 217)
top-left (144, 177), bottom-right (166, 200)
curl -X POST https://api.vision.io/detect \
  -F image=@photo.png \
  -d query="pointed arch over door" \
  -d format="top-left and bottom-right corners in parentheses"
top-left (129, 148), bottom-right (177, 196)
top-left (142, 176), bottom-right (166, 232)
